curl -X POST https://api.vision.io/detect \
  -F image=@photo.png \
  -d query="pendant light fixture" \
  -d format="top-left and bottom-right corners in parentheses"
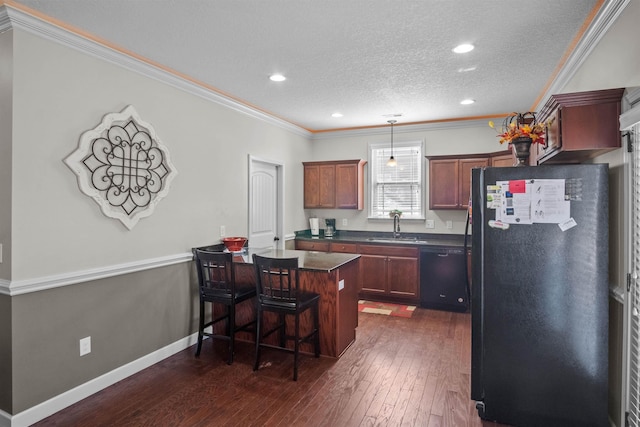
top-left (386, 119), bottom-right (397, 167)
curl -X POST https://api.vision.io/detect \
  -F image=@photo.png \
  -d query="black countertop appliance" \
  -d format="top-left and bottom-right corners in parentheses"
top-left (325, 218), bottom-right (336, 237)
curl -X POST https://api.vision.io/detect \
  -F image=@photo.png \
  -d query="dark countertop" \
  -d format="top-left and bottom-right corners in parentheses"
top-left (195, 245), bottom-right (360, 272)
top-left (294, 229), bottom-right (467, 248)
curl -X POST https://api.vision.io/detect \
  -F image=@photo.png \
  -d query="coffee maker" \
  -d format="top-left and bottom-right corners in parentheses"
top-left (325, 218), bottom-right (336, 237)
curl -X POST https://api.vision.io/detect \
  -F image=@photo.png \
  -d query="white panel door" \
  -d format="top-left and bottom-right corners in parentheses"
top-left (249, 157), bottom-right (282, 249)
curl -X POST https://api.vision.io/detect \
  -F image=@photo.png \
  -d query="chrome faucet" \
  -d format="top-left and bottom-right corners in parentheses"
top-left (393, 214), bottom-right (401, 238)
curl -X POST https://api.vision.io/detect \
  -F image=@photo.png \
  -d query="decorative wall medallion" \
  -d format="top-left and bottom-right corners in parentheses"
top-left (64, 105), bottom-right (177, 230)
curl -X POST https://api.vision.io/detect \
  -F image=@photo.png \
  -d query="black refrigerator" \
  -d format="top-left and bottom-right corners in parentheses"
top-left (470, 164), bottom-right (609, 427)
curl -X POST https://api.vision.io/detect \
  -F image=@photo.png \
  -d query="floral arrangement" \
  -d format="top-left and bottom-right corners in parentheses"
top-left (489, 112), bottom-right (550, 145)
top-left (388, 209), bottom-right (402, 218)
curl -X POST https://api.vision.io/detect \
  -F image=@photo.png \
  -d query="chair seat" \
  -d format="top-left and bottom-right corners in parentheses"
top-left (260, 292), bottom-right (320, 312)
top-left (202, 285), bottom-right (256, 303)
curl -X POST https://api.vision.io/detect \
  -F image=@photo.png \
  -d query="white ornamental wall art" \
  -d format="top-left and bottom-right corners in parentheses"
top-left (64, 105), bottom-right (177, 230)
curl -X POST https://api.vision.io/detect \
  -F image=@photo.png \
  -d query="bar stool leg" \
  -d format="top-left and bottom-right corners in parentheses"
top-left (228, 304), bottom-right (235, 365)
top-left (195, 300), bottom-right (205, 357)
top-left (314, 303), bottom-right (320, 358)
top-left (253, 308), bottom-right (262, 372)
top-left (294, 312), bottom-right (300, 381)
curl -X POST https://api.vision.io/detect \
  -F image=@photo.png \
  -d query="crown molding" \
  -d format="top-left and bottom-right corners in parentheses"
top-left (0, 6), bottom-right (10, 33)
top-left (535, 0), bottom-right (630, 110)
top-left (310, 117), bottom-right (500, 140)
top-left (1, 4), bottom-right (312, 138)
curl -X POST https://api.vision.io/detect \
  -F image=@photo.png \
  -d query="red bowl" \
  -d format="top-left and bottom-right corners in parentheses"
top-left (222, 237), bottom-right (247, 252)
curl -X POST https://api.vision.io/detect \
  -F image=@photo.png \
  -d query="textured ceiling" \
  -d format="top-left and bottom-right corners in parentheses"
top-left (10, 0), bottom-right (602, 132)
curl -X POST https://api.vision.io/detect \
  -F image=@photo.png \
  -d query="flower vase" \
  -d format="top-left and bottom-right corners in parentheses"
top-left (511, 137), bottom-right (533, 166)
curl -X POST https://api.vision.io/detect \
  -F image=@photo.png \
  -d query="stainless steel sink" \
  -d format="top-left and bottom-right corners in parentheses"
top-left (366, 237), bottom-right (430, 244)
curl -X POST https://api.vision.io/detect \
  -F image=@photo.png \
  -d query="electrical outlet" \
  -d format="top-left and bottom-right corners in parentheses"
top-left (446, 220), bottom-right (453, 229)
top-left (426, 220), bottom-right (435, 229)
top-left (79, 336), bottom-right (91, 356)
top-left (220, 225), bottom-right (226, 237)
top-left (342, 218), bottom-right (348, 226)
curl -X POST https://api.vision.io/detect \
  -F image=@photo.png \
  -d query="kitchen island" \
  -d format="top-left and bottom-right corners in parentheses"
top-left (197, 246), bottom-right (360, 358)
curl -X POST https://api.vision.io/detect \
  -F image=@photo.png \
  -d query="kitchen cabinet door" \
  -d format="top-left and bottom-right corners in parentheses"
top-left (429, 157), bottom-right (488, 210)
top-left (304, 164), bottom-right (335, 208)
top-left (429, 159), bottom-right (460, 209)
top-left (459, 158), bottom-right (489, 209)
top-left (387, 256), bottom-right (419, 298)
top-left (303, 164), bottom-right (320, 208)
top-left (490, 151), bottom-right (515, 167)
top-left (360, 254), bottom-right (387, 294)
top-left (335, 162), bottom-right (363, 209)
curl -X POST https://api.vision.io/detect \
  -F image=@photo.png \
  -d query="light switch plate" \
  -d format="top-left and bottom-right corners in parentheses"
top-left (426, 220), bottom-right (435, 229)
top-left (446, 220), bottom-right (453, 229)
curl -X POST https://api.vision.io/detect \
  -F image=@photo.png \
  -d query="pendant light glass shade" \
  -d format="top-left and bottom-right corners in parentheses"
top-left (387, 120), bottom-right (397, 167)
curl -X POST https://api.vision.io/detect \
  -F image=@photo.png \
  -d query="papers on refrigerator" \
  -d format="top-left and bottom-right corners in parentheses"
top-left (490, 179), bottom-right (570, 225)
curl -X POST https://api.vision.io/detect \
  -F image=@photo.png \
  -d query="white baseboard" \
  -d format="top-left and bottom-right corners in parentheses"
top-left (2, 332), bottom-right (200, 427)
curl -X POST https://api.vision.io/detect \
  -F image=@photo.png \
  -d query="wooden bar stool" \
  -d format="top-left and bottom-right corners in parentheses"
top-left (193, 249), bottom-right (256, 364)
top-left (252, 254), bottom-right (320, 381)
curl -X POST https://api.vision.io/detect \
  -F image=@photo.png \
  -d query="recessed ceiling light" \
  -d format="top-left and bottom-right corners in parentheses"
top-left (453, 44), bottom-right (474, 54)
top-left (458, 66), bottom-right (477, 73)
top-left (331, 112), bottom-right (343, 118)
top-left (460, 99), bottom-right (475, 105)
top-left (269, 74), bottom-right (286, 82)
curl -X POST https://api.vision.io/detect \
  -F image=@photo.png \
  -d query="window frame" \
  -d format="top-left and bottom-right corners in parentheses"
top-left (367, 140), bottom-right (425, 220)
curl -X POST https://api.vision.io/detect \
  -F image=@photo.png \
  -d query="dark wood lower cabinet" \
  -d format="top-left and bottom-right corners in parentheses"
top-left (387, 256), bottom-right (419, 299)
top-left (295, 239), bottom-right (420, 304)
top-left (358, 245), bottom-right (419, 303)
top-left (359, 254), bottom-right (387, 295)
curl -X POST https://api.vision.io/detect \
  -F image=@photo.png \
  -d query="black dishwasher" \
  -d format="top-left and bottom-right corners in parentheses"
top-left (420, 246), bottom-right (469, 312)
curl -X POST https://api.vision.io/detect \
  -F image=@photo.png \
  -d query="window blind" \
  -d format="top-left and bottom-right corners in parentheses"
top-left (370, 143), bottom-right (422, 218)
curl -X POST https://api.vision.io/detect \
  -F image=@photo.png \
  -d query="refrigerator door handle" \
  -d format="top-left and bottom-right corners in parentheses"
top-left (470, 167), bottom-right (485, 402)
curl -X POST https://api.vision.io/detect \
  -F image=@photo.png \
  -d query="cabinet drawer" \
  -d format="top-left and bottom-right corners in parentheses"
top-left (330, 242), bottom-right (357, 253)
top-left (295, 240), bottom-right (330, 252)
top-left (357, 244), bottom-right (418, 258)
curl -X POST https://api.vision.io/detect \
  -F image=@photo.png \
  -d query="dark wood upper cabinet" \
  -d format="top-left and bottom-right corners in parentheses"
top-left (489, 150), bottom-right (515, 167)
top-left (303, 160), bottom-right (366, 209)
top-left (428, 155), bottom-right (489, 210)
top-left (535, 88), bottom-right (624, 164)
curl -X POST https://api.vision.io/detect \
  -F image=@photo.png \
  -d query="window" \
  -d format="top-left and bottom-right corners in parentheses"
top-left (369, 141), bottom-right (423, 219)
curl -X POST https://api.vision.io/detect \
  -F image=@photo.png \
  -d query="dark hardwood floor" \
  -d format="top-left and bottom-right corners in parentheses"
top-left (34, 308), bottom-right (509, 427)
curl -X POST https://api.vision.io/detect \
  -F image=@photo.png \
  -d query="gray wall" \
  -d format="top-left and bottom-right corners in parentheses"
top-left (11, 262), bottom-right (195, 413)
top-left (0, 294), bottom-right (11, 413)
